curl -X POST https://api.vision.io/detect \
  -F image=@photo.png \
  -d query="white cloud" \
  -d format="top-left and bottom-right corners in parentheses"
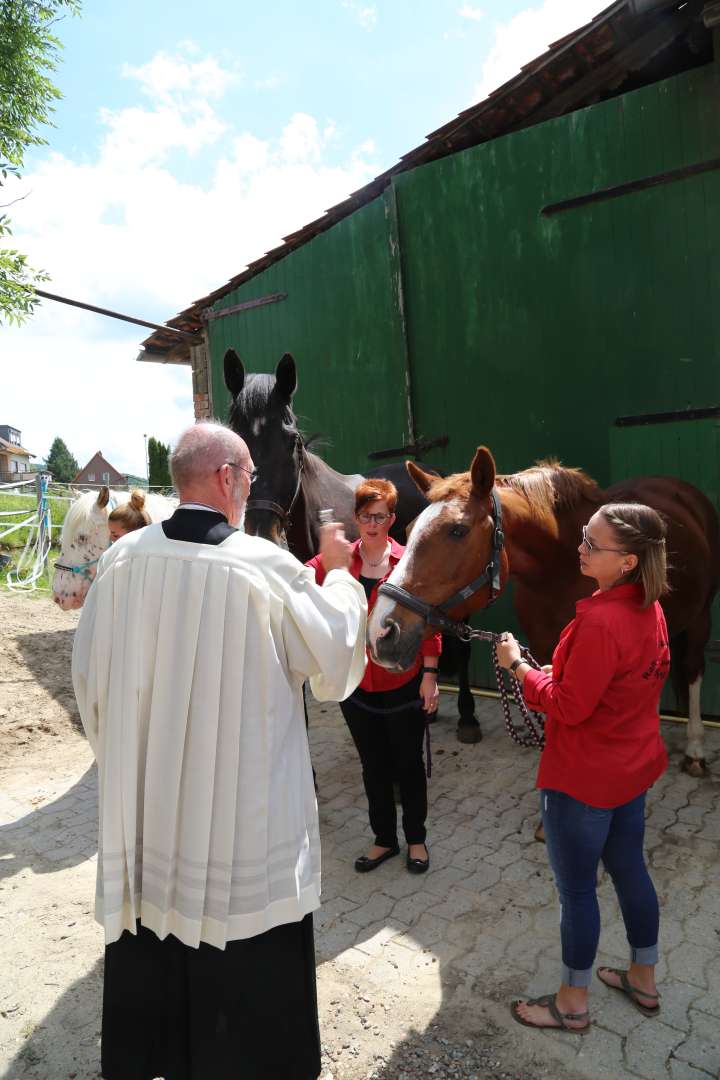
top-left (3, 316), bottom-right (193, 478)
top-left (254, 74), bottom-right (283, 91)
top-left (279, 113), bottom-right (323, 164)
top-left (123, 51), bottom-right (240, 102)
top-left (342, 1), bottom-right (378, 30)
top-left (4, 50), bottom-right (379, 475)
top-left (473, 0), bottom-right (602, 102)
top-left (459, 5), bottom-right (485, 21)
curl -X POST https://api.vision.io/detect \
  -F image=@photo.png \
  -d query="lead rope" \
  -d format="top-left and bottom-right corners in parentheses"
top-left (489, 640), bottom-right (546, 749)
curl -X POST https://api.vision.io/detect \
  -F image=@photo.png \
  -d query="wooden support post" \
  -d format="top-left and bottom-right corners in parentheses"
top-left (190, 336), bottom-right (213, 421)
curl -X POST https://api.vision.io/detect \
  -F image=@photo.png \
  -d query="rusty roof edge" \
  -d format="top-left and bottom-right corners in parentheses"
top-left (139, 0), bottom-right (700, 357)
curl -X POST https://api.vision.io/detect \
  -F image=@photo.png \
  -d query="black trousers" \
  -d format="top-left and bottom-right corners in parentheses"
top-left (101, 915), bottom-right (320, 1080)
top-left (340, 675), bottom-right (427, 848)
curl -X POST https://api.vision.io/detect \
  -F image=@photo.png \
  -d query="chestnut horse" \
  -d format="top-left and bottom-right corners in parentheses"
top-left (367, 446), bottom-right (719, 776)
top-left (223, 347), bottom-right (480, 738)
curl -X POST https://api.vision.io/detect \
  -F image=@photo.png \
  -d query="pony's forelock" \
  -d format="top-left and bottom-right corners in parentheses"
top-left (61, 491), bottom-right (116, 543)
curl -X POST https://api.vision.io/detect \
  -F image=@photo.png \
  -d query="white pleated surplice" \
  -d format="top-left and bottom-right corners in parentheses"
top-left (72, 524), bottom-right (367, 949)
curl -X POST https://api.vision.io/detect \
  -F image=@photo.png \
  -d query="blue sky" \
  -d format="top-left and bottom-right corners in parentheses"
top-left (5, 0), bottom-right (601, 476)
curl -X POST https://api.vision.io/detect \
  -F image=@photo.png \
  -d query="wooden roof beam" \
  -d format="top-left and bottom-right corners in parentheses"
top-left (504, 4), bottom-right (697, 133)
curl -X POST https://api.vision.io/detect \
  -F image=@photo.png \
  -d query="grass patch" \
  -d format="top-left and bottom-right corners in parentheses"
top-left (0, 491), bottom-right (69, 550)
top-left (0, 548), bottom-right (61, 597)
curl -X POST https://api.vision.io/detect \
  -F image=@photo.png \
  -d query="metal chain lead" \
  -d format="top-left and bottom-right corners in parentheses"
top-left (490, 640), bottom-right (546, 750)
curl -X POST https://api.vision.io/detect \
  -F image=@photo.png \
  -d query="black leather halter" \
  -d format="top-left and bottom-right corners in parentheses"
top-left (377, 489), bottom-right (505, 642)
top-left (246, 436), bottom-right (304, 529)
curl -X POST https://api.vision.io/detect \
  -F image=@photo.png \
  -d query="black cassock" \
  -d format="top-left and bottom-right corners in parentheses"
top-left (101, 508), bottom-right (321, 1080)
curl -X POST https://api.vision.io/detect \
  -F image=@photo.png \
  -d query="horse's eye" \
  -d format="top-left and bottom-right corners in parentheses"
top-left (449, 524), bottom-right (468, 539)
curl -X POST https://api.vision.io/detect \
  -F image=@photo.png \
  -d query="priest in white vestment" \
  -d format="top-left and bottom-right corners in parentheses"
top-left (72, 422), bottom-right (367, 1080)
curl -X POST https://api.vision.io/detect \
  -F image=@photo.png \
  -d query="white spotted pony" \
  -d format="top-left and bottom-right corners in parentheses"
top-left (52, 487), bottom-right (176, 610)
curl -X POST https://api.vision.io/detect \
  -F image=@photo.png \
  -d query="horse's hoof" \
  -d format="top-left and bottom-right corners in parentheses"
top-left (681, 756), bottom-right (708, 778)
top-left (534, 822), bottom-right (546, 844)
top-left (457, 723), bottom-right (483, 744)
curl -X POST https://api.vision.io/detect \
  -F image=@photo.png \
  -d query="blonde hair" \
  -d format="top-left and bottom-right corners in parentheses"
top-left (599, 502), bottom-right (668, 607)
top-left (108, 490), bottom-right (151, 533)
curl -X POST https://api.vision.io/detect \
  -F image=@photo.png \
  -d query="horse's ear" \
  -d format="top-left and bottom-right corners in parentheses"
top-left (96, 486), bottom-right (110, 509)
top-left (470, 446), bottom-right (496, 498)
top-left (407, 460), bottom-right (435, 495)
top-left (275, 353), bottom-right (297, 401)
top-left (224, 349), bottom-right (245, 397)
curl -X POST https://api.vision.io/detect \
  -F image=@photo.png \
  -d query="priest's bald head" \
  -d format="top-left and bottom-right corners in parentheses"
top-left (170, 422), bottom-right (254, 527)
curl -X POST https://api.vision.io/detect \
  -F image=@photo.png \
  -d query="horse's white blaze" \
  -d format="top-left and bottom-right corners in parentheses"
top-left (367, 500), bottom-right (455, 653)
top-left (252, 418), bottom-right (265, 436)
top-left (387, 500), bottom-right (456, 586)
top-left (686, 676), bottom-right (704, 761)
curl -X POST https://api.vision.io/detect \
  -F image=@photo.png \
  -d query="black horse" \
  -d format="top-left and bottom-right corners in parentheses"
top-left (224, 348), bottom-right (480, 739)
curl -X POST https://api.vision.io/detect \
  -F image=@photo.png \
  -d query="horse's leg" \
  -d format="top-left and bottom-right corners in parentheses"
top-left (683, 675), bottom-right (706, 777)
top-left (455, 640), bottom-right (482, 744)
top-left (680, 611), bottom-right (710, 777)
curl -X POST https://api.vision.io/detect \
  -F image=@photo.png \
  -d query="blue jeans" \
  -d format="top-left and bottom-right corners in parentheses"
top-left (541, 790), bottom-right (660, 988)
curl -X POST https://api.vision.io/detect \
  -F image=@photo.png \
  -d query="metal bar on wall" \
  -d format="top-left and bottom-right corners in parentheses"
top-left (384, 180), bottom-right (417, 450)
top-left (541, 157), bottom-right (720, 217)
top-left (615, 406), bottom-right (720, 427)
top-left (204, 293), bottom-right (287, 321)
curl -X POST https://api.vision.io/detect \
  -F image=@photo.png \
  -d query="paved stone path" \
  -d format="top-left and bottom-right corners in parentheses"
top-left (1, 692), bottom-right (719, 1079)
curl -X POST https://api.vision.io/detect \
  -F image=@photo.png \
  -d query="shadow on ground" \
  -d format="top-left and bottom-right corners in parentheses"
top-left (17, 628), bottom-right (83, 733)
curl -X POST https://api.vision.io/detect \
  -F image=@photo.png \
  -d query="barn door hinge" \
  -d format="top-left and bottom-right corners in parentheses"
top-left (368, 435), bottom-right (449, 462)
top-left (204, 293), bottom-right (287, 321)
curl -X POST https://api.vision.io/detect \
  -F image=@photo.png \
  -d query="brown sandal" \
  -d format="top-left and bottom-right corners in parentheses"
top-left (596, 967), bottom-right (660, 1017)
top-left (510, 993), bottom-right (590, 1034)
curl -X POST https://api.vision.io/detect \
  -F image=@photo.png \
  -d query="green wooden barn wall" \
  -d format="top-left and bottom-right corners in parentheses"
top-left (208, 195), bottom-right (412, 474)
top-left (207, 61), bottom-right (720, 712)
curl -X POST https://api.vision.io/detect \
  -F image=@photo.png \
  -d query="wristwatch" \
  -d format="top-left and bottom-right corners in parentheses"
top-left (422, 667), bottom-right (438, 676)
top-left (509, 658), bottom-right (526, 674)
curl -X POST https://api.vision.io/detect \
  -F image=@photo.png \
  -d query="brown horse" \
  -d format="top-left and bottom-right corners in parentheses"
top-left (367, 446), bottom-right (720, 776)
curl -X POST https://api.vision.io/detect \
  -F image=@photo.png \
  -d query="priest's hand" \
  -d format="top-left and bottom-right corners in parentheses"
top-left (320, 523), bottom-right (353, 572)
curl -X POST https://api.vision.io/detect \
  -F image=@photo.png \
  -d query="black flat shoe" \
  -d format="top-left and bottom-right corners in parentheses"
top-left (354, 846), bottom-right (400, 873)
top-left (406, 847), bottom-right (430, 874)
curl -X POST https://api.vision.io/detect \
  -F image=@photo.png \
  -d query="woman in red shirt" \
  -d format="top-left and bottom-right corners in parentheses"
top-left (497, 502), bottom-right (669, 1034)
top-left (307, 479), bottom-right (441, 874)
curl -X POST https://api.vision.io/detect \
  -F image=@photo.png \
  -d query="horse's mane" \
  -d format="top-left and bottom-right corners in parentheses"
top-left (61, 490), bottom-right (124, 540)
top-left (496, 459), bottom-right (603, 521)
top-left (428, 459), bottom-right (602, 522)
top-left (62, 489), bottom-right (176, 540)
top-left (232, 374), bottom-right (297, 432)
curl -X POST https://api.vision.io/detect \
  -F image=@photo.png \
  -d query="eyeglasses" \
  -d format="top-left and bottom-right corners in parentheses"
top-left (357, 512), bottom-right (391, 525)
top-left (220, 462), bottom-right (257, 484)
top-left (581, 525), bottom-right (625, 554)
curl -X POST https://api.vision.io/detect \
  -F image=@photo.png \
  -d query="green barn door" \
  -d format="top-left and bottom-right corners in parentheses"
top-left (207, 194), bottom-right (414, 475)
top-left (610, 412), bottom-right (720, 717)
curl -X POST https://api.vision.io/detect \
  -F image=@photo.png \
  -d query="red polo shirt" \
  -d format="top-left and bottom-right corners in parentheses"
top-left (306, 537), bottom-right (441, 693)
top-left (523, 583), bottom-right (669, 808)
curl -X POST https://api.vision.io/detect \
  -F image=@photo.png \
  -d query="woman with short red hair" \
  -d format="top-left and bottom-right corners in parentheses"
top-left (307, 478), bottom-right (441, 875)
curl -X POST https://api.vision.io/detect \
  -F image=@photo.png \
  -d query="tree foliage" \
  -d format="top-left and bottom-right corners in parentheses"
top-left (148, 437), bottom-right (171, 488)
top-left (0, 0), bottom-right (79, 324)
top-left (45, 435), bottom-right (78, 482)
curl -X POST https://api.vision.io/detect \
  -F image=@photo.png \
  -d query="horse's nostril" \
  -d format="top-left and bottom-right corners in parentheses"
top-left (380, 618), bottom-right (401, 645)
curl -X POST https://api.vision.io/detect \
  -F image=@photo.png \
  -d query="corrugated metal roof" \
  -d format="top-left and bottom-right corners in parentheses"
top-left (139, 0), bottom-right (710, 364)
